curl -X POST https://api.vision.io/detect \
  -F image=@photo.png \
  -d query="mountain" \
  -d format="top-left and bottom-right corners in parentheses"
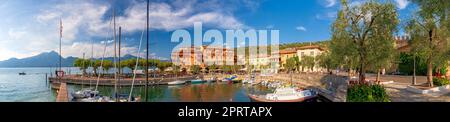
top-left (0, 51), bottom-right (76, 67)
top-left (0, 51), bottom-right (143, 67)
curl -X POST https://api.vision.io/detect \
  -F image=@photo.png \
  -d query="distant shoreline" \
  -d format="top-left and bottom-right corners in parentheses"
top-left (0, 67), bottom-right (77, 68)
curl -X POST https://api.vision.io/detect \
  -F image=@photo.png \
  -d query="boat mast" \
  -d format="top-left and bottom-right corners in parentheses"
top-left (113, 7), bottom-right (118, 102)
top-left (59, 18), bottom-right (62, 72)
top-left (118, 26), bottom-right (122, 100)
top-left (145, 0), bottom-right (149, 102)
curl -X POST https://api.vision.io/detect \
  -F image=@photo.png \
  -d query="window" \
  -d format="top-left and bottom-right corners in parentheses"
top-left (310, 51), bottom-right (314, 56)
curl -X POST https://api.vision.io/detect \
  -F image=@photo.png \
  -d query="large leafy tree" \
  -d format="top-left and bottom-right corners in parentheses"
top-left (406, 0), bottom-right (450, 87)
top-left (302, 56), bottom-right (316, 72)
top-left (74, 58), bottom-right (90, 76)
top-left (285, 57), bottom-right (298, 73)
top-left (157, 62), bottom-right (173, 73)
top-left (330, 0), bottom-right (399, 82)
top-left (317, 52), bottom-right (337, 73)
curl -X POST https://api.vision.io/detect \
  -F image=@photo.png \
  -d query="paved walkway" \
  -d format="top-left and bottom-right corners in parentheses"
top-left (56, 83), bottom-right (69, 102)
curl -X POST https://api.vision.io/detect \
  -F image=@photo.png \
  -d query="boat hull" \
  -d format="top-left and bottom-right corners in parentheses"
top-left (248, 94), bottom-right (317, 102)
top-left (167, 81), bottom-right (186, 85)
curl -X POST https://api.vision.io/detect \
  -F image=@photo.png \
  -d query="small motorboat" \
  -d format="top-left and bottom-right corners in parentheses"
top-left (71, 88), bottom-right (99, 99)
top-left (167, 80), bottom-right (186, 85)
top-left (190, 79), bottom-right (205, 84)
top-left (79, 96), bottom-right (114, 102)
top-left (19, 72), bottom-right (26, 75)
top-left (206, 77), bottom-right (217, 83)
top-left (248, 87), bottom-right (317, 102)
top-left (242, 79), bottom-right (255, 84)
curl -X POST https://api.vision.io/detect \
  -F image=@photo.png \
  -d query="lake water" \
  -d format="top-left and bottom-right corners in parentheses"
top-left (0, 67), bottom-right (268, 102)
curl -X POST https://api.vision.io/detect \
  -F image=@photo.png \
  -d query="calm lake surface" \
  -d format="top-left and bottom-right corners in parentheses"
top-left (0, 67), bottom-right (268, 102)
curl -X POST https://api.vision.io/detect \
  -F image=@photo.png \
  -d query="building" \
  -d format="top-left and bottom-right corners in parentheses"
top-left (171, 46), bottom-right (235, 72)
top-left (249, 55), bottom-right (271, 70)
top-left (393, 35), bottom-right (450, 77)
top-left (296, 45), bottom-right (326, 72)
top-left (395, 36), bottom-right (411, 53)
top-left (278, 48), bottom-right (297, 70)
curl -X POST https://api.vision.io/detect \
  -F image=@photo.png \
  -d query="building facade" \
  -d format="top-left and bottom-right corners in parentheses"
top-left (296, 45), bottom-right (325, 72)
top-left (171, 46), bottom-right (235, 72)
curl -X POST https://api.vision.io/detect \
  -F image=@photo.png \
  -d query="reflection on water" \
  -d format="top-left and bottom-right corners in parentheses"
top-left (69, 82), bottom-right (271, 102)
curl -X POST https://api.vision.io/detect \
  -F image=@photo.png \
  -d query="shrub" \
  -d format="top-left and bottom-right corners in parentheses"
top-left (347, 84), bottom-right (390, 102)
top-left (433, 78), bottom-right (450, 86)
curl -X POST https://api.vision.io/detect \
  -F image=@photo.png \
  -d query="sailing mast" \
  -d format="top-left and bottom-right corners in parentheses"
top-left (118, 26), bottom-right (122, 101)
top-left (59, 18), bottom-right (63, 72)
top-left (145, 0), bottom-right (149, 102)
top-left (113, 7), bottom-right (119, 102)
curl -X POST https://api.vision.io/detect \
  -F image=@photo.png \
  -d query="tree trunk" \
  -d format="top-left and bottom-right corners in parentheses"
top-left (348, 69), bottom-right (352, 77)
top-left (359, 61), bottom-right (366, 83)
top-left (376, 68), bottom-right (381, 84)
top-left (412, 55), bottom-right (416, 85)
top-left (427, 58), bottom-right (434, 87)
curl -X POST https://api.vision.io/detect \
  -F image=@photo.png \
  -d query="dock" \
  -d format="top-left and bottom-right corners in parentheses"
top-left (48, 75), bottom-right (197, 86)
top-left (56, 82), bottom-right (69, 102)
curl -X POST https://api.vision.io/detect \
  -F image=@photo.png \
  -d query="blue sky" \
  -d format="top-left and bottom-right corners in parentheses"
top-left (0, 0), bottom-right (415, 61)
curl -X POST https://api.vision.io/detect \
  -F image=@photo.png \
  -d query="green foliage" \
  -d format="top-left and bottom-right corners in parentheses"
top-left (74, 58), bottom-right (91, 75)
top-left (222, 65), bottom-right (232, 74)
top-left (285, 56), bottom-right (299, 72)
top-left (102, 60), bottom-right (112, 73)
top-left (433, 78), bottom-right (450, 86)
top-left (406, 0), bottom-right (450, 86)
top-left (347, 84), bottom-right (390, 102)
top-left (398, 53), bottom-right (428, 75)
top-left (331, 0), bottom-right (399, 81)
top-left (157, 62), bottom-right (173, 72)
top-left (301, 56), bottom-right (316, 71)
top-left (190, 65), bottom-right (201, 74)
top-left (316, 53), bottom-right (335, 71)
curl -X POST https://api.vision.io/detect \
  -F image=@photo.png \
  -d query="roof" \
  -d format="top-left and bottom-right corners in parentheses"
top-left (296, 45), bottom-right (325, 51)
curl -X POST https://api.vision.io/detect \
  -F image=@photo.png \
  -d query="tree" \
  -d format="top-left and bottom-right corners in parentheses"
top-left (190, 65), bottom-right (201, 74)
top-left (157, 62), bottom-right (173, 73)
top-left (102, 60), bottom-right (113, 75)
top-left (406, 0), bottom-right (450, 87)
top-left (123, 59), bottom-right (137, 71)
top-left (92, 60), bottom-right (106, 76)
top-left (285, 57), bottom-right (298, 73)
top-left (222, 65), bottom-right (232, 74)
top-left (302, 56), bottom-right (316, 72)
top-left (317, 52), bottom-right (337, 73)
top-left (331, 0), bottom-right (399, 83)
top-left (74, 58), bottom-right (90, 76)
top-left (207, 64), bottom-right (218, 73)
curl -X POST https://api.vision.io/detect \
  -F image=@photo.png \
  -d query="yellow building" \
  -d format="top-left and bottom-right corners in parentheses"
top-left (296, 45), bottom-right (325, 72)
top-left (278, 48), bottom-right (297, 70)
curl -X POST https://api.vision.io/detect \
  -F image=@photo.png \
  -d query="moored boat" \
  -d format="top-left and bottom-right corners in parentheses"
top-left (248, 87), bottom-right (317, 102)
top-left (19, 72), bottom-right (26, 75)
top-left (190, 79), bottom-right (205, 84)
top-left (167, 80), bottom-right (186, 85)
top-left (71, 88), bottom-right (99, 99)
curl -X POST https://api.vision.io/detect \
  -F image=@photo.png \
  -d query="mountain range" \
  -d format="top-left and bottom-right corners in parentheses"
top-left (0, 51), bottom-right (166, 67)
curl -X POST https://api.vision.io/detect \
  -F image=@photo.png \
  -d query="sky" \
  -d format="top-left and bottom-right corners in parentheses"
top-left (0, 0), bottom-right (416, 61)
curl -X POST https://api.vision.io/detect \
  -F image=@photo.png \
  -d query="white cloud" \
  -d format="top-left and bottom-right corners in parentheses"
top-left (325, 0), bottom-right (337, 7)
top-left (316, 11), bottom-right (337, 20)
top-left (0, 0), bottom-right (251, 61)
top-left (296, 26), bottom-right (307, 31)
top-left (395, 0), bottom-right (409, 9)
top-left (117, 2), bottom-right (247, 32)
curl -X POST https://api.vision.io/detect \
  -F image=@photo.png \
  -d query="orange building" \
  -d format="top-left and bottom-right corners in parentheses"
top-left (171, 46), bottom-right (235, 72)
